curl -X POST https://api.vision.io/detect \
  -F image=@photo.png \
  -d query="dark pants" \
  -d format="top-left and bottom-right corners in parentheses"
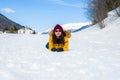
top-left (46, 42), bottom-right (49, 49)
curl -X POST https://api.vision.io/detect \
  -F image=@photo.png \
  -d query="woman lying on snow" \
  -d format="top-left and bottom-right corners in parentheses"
top-left (46, 24), bottom-right (71, 52)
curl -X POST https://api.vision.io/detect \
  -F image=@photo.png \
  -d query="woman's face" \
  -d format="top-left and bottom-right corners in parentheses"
top-left (55, 29), bottom-right (62, 38)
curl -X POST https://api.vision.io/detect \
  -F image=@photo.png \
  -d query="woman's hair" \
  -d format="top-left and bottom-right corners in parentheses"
top-left (52, 31), bottom-right (66, 45)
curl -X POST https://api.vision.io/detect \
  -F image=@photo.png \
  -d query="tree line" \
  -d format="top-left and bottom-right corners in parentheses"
top-left (88, 0), bottom-right (120, 29)
top-left (2, 25), bottom-right (37, 34)
top-left (3, 24), bottom-right (19, 33)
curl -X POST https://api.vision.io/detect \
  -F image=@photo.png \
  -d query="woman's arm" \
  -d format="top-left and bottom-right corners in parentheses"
top-left (63, 37), bottom-right (68, 51)
top-left (48, 36), bottom-right (54, 50)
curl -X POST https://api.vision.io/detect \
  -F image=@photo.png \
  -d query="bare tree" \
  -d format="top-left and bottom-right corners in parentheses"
top-left (88, 0), bottom-right (108, 28)
top-left (87, 0), bottom-right (120, 29)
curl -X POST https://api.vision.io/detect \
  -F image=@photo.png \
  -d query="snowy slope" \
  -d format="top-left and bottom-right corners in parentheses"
top-left (0, 13), bottom-right (120, 80)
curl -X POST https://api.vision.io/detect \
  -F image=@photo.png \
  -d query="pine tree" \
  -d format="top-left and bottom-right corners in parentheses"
top-left (10, 24), bottom-right (18, 33)
top-left (3, 27), bottom-right (9, 32)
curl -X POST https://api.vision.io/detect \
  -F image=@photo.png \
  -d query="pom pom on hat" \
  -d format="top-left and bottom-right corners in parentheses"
top-left (54, 24), bottom-right (63, 31)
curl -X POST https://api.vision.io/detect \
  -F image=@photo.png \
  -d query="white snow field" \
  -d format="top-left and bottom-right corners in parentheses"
top-left (0, 11), bottom-right (120, 80)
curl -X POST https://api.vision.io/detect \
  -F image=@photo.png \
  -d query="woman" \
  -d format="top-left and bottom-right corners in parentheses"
top-left (46, 24), bottom-right (71, 52)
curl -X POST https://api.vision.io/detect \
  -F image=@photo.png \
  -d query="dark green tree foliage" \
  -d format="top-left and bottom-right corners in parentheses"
top-left (32, 30), bottom-right (36, 34)
top-left (105, 0), bottom-right (120, 16)
top-left (10, 24), bottom-right (18, 33)
top-left (3, 27), bottom-right (8, 32)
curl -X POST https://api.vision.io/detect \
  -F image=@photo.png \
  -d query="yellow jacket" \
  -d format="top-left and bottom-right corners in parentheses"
top-left (48, 30), bottom-right (71, 51)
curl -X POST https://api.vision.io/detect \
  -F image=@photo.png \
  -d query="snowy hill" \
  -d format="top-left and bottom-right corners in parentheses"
top-left (0, 10), bottom-right (120, 80)
top-left (62, 22), bottom-right (91, 30)
top-left (41, 22), bottom-right (91, 34)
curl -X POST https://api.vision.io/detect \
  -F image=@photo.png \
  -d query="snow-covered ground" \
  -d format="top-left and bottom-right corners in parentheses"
top-left (0, 12), bottom-right (120, 80)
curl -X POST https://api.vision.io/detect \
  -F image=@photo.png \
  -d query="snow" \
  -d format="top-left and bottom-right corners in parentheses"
top-left (0, 12), bottom-right (120, 80)
top-left (108, 7), bottom-right (120, 17)
top-left (62, 22), bottom-right (91, 30)
top-left (41, 22), bottom-right (91, 34)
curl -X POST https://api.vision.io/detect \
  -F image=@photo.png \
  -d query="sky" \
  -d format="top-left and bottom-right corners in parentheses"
top-left (0, 0), bottom-right (90, 32)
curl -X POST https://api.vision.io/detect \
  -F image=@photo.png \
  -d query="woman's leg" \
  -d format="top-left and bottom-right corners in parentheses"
top-left (45, 42), bottom-right (49, 49)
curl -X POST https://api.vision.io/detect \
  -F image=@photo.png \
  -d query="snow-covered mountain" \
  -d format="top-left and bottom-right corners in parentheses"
top-left (41, 22), bottom-right (91, 34)
top-left (0, 9), bottom-right (120, 80)
top-left (0, 13), bottom-right (24, 30)
top-left (62, 22), bottom-right (91, 30)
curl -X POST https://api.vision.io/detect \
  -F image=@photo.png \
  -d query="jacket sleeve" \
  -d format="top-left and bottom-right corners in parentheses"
top-left (48, 36), bottom-right (54, 51)
top-left (64, 30), bottom-right (71, 38)
top-left (48, 30), bottom-right (54, 50)
top-left (63, 37), bottom-right (68, 51)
